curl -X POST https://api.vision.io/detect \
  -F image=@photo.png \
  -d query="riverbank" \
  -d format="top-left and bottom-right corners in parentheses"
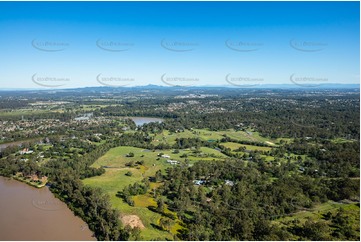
top-left (12, 174), bottom-right (47, 188)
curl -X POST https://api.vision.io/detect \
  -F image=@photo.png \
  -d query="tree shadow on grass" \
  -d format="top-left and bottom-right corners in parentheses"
top-left (150, 223), bottom-right (164, 231)
top-left (147, 205), bottom-right (177, 219)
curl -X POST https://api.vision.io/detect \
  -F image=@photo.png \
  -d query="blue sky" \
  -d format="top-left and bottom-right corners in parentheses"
top-left (0, 1), bottom-right (359, 88)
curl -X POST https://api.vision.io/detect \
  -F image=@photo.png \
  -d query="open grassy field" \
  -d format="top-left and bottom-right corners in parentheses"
top-left (0, 109), bottom-right (49, 117)
top-left (83, 145), bottom-right (228, 240)
top-left (221, 142), bottom-right (273, 151)
top-left (151, 129), bottom-right (198, 146)
top-left (151, 128), bottom-right (279, 147)
top-left (260, 155), bottom-right (275, 162)
top-left (331, 138), bottom-right (359, 144)
top-left (191, 128), bottom-right (285, 146)
top-left (88, 146), bottom-right (226, 169)
top-left (221, 130), bottom-right (276, 145)
top-left (190, 128), bottom-right (225, 141)
top-left (140, 127), bottom-right (282, 149)
top-left (152, 128), bottom-right (281, 146)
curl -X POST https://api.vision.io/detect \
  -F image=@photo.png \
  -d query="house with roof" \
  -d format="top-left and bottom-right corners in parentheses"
top-left (166, 159), bottom-right (178, 165)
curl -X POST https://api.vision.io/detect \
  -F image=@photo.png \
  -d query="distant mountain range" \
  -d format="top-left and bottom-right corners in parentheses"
top-left (0, 83), bottom-right (359, 92)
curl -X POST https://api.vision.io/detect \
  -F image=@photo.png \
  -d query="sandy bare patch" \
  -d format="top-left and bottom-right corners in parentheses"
top-left (265, 141), bottom-right (275, 146)
top-left (120, 215), bottom-right (145, 229)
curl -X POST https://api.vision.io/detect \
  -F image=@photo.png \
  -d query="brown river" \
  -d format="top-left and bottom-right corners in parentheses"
top-left (0, 176), bottom-right (95, 241)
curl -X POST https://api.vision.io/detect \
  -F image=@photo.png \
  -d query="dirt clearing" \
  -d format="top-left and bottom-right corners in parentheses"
top-left (120, 215), bottom-right (145, 229)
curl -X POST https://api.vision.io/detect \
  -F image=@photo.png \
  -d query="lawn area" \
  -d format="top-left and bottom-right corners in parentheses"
top-left (260, 155), bottom-right (275, 162)
top-left (152, 129), bottom-right (196, 145)
top-left (331, 138), bottom-right (358, 144)
top-left (92, 140), bottom-right (107, 146)
top-left (221, 142), bottom-right (273, 152)
top-left (0, 109), bottom-right (48, 117)
top-left (220, 129), bottom-right (277, 145)
top-left (275, 137), bottom-right (294, 144)
top-left (79, 104), bottom-right (110, 111)
top-left (186, 147), bottom-right (228, 163)
top-left (192, 128), bottom-right (281, 146)
top-left (88, 146), bottom-right (224, 169)
top-left (199, 146), bottom-right (228, 157)
top-left (191, 128), bottom-right (225, 141)
top-left (150, 128), bottom-right (285, 149)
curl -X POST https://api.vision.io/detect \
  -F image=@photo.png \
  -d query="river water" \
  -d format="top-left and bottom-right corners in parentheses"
top-left (129, 117), bottom-right (164, 126)
top-left (0, 176), bottom-right (95, 241)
